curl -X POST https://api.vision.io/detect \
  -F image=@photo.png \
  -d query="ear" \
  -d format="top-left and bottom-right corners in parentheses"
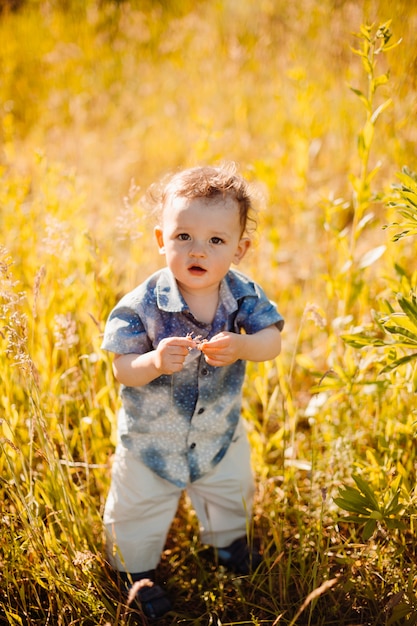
top-left (233, 237), bottom-right (251, 265)
top-left (154, 226), bottom-right (166, 255)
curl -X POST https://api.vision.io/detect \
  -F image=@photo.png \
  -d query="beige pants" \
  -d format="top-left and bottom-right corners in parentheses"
top-left (103, 419), bottom-right (255, 573)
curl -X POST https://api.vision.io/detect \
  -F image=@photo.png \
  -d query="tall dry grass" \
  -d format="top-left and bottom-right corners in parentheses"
top-left (1, 1), bottom-right (417, 624)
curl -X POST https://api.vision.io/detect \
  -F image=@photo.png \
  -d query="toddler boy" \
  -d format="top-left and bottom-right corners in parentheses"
top-left (102, 163), bottom-right (284, 618)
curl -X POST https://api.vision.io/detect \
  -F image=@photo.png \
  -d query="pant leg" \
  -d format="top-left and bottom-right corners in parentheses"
top-left (103, 444), bottom-right (182, 573)
top-left (187, 419), bottom-right (255, 548)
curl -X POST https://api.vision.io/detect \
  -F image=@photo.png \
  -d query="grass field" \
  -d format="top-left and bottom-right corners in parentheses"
top-left (1, 0), bottom-right (417, 624)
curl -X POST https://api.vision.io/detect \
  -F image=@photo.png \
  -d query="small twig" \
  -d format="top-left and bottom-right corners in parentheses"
top-left (186, 332), bottom-right (208, 350)
top-left (58, 460), bottom-right (107, 469)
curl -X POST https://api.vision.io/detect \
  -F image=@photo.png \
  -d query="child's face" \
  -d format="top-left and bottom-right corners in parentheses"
top-left (155, 195), bottom-right (250, 297)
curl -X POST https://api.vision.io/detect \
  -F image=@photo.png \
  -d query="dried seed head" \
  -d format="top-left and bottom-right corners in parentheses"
top-left (127, 579), bottom-right (153, 606)
top-left (54, 313), bottom-right (79, 350)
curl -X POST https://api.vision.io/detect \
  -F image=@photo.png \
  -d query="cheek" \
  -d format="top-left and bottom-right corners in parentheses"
top-left (166, 246), bottom-right (183, 262)
top-left (215, 254), bottom-right (232, 270)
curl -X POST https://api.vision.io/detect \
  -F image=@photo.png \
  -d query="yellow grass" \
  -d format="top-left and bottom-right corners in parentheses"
top-left (1, 1), bottom-right (417, 624)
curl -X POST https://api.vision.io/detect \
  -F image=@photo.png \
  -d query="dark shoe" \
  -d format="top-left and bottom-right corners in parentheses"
top-left (216, 536), bottom-right (262, 575)
top-left (120, 570), bottom-right (172, 619)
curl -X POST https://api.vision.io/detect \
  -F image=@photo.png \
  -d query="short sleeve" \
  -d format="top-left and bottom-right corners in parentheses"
top-left (101, 305), bottom-right (151, 355)
top-left (236, 282), bottom-right (284, 335)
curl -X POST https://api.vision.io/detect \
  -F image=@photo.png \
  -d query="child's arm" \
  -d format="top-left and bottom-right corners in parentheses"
top-left (112, 336), bottom-right (195, 387)
top-left (199, 325), bottom-right (281, 367)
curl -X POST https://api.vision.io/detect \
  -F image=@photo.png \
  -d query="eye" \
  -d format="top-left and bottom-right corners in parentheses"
top-left (210, 236), bottom-right (224, 245)
top-left (177, 233), bottom-right (191, 241)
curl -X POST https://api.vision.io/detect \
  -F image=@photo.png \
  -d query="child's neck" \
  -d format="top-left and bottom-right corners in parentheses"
top-left (179, 286), bottom-right (219, 324)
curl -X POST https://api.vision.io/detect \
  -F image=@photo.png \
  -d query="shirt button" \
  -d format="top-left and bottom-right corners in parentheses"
top-left (201, 368), bottom-right (209, 376)
top-left (197, 408), bottom-right (205, 415)
top-left (190, 442), bottom-right (196, 449)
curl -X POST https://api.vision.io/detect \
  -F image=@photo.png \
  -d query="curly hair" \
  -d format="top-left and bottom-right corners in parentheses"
top-left (149, 162), bottom-right (257, 235)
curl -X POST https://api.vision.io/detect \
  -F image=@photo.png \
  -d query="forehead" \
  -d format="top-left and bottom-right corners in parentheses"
top-left (162, 194), bottom-right (240, 223)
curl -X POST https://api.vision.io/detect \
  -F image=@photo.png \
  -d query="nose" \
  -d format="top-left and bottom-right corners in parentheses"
top-left (189, 241), bottom-right (206, 257)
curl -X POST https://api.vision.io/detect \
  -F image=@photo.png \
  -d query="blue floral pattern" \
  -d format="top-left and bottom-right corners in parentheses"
top-left (102, 267), bottom-right (284, 488)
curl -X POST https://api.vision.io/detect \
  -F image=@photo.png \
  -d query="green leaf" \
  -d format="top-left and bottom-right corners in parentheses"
top-left (381, 324), bottom-right (417, 345)
top-left (333, 499), bottom-right (370, 515)
top-left (352, 474), bottom-right (380, 510)
top-left (342, 333), bottom-right (386, 349)
top-left (397, 293), bottom-right (417, 329)
top-left (335, 480), bottom-right (379, 515)
top-left (392, 230), bottom-right (412, 242)
top-left (400, 192), bottom-right (417, 208)
top-left (396, 170), bottom-right (417, 195)
top-left (385, 519), bottom-right (407, 531)
top-left (335, 488), bottom-right (370, 507)
top-left (379, 352), bottom-right (417, 374)
top-left (384, 489), bottom-right (402, 516)
top-left (363, 518), bottom-right (377, 540)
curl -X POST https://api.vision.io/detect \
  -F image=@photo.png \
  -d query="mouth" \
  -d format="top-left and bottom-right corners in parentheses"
top-left (188, 265), bottom-right (207, 276)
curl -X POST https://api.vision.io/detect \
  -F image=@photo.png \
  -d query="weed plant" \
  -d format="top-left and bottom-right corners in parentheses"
top-left (1, 1), bottom-right (417, 624)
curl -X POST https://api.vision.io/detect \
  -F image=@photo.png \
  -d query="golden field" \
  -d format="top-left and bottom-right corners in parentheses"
top-left (1, 1), bottom-right (417, 623)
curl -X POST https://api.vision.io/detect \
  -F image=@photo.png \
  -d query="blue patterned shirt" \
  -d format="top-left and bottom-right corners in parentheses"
top-left (102, 267), bottom-right (284, 488)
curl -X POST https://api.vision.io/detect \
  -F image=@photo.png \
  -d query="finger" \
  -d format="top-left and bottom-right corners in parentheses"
top-left (170, 337), bottom-right (196, 347)
top-left (201, 341), bottom-right (225, 354)
top-left (204, 354), bottom-right (226, 367)
top-left (168, 346), bottom-right (189, 355)
top-left (206, 334), bottom-right (231, 348)
top-left (165, 339), bottom-right (196, 353)
top-left (161, 342), bottom-right (193, 355)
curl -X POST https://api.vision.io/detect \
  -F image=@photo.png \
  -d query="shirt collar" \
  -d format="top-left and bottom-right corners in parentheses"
top-left (156, 268), bottom-right (186, 312)
top-left (155, 267), bottom-right (250, 314)
top-left (218, 274), bottom-right (239, 315)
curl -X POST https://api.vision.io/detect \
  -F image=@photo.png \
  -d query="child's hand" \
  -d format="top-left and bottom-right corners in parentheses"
top-left (199, 332), bottom-right (241, 367)
top-left (154, 336), bottom-right (196, 374)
